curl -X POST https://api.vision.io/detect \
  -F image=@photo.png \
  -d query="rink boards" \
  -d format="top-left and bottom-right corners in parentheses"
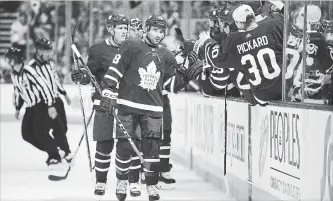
top-left (1, 84), bottom-right (332, 201)
top-left (169, 93), bottom-right (333, 201)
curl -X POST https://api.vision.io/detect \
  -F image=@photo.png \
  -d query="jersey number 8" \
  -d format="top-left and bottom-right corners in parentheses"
top-left (113, 54), bottom-right (121, 64)
top-left (241, 47), bottom-right (281, 86)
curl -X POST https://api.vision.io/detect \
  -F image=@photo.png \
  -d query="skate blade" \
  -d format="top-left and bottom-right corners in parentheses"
top-left (157, 182), bottom-right (175, 190)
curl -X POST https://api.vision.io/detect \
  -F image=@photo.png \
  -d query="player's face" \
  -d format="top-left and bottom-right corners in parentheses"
top-left (147, 26), bottom-right (165, 45)
top-left (113, 24), bottom-right (128, 44)
top-left (128, 26), bottom-right (143, 39)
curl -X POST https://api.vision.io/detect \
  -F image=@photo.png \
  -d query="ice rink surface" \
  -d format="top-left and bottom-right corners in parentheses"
top-left (1, 120), bottom-right (233, 201)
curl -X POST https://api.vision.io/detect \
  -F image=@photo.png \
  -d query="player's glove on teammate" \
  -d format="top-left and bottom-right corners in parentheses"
top-left (100, 89), bottom-right (117, 114)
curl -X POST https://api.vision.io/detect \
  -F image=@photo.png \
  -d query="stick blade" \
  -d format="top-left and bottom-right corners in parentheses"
top-left (175, 28), bottom-right (185, 42)
top-left (48, 167), bottom-right (71, 181)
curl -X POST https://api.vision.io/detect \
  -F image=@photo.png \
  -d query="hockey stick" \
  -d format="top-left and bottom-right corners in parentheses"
top-left (224, 81), bottom-right (228, 176)
top-left (175, 27), bottom-right (201, 92)
top-left (71, 45), bottom-right (157, 172)
top-left (48, 109), bottom-right (95, 181)
top-left (71, 20), bottom-right (93, 172)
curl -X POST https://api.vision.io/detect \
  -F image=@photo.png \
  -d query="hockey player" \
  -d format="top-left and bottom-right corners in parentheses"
top-left (287, 4), bottom-right (333, 103)
top-left (128, 17), bottom-right (144, 39)
top-left (198, 6), bottom-right (241, 98)
top-left (100, 15), bottom-right (177, 201)
top-left (34, 38), bottom-right (73, 162)
top-left (126, 17), bottom-right (144, 197)
top-left (201, 4), bottom-right (284, 105)
top-left (5, 46), bottom-right (67, 170)
top-left (71, 14), bottom-right (129, 197)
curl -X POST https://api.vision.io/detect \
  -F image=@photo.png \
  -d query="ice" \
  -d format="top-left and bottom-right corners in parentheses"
top-left (1, 120), bottom-right (232, 201)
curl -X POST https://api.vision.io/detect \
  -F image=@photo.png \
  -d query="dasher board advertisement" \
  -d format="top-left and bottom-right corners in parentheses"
top-left (251, 105), bottom-right (333, 201)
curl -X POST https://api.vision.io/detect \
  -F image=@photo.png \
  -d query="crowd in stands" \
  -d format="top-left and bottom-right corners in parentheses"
top-left (1, 1), bottom-right (332, 106)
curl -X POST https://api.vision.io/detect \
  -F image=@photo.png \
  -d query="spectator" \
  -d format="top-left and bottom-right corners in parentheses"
top-left (10, 12), bottom-right (28, 57)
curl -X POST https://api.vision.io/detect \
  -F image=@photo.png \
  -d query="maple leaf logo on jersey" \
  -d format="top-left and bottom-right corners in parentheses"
top-left (138, 61), bottom-right (161, 91)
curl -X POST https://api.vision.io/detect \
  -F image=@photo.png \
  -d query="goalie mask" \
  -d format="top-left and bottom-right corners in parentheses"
top-left (291, 4), bottom-right (322, 33)
top-left (128, 17), bottom-right (144, 39)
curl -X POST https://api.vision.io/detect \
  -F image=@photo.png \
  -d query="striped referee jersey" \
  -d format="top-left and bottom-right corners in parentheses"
top-left (12, 65), bottom-right (55, 110)
top-left (28, 58), bottom-right (67, 99)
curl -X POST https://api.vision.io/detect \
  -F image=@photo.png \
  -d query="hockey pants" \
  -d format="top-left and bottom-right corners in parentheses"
top-left (93, 110), bottom-right (116, 183)
top-left (115, 111), bottom-right (162, 185)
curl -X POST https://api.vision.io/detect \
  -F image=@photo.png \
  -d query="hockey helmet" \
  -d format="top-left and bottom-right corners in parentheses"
top-left (106, 14), bottom-right (129, 28)
top-left (5, 46), bottom-right (24, 64)
top-left (145, 15), bottom-right (167, 30)
top-left (232, 4), bottom-right (255, 23)
top-left (130, 17), bottom-right (143, 30)
top-left (209, 6), bottom-right (232, 23)
top-left (35, 38), bottom-right (52, 50)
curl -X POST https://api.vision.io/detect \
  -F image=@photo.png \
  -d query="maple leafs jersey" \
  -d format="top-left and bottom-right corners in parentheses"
top-left (101, 39), bottom-right (177, 117)
top-left (209, 19), bottom-right (284, 101)
top-left (86, 39), bottom-right (121, 110)
top-left (198, 39), bottom-right (237, 97)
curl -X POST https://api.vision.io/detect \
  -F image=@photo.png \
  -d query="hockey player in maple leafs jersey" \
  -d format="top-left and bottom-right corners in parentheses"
top-left (70, 14), bottom-right (129, 198)
top-left (206, 4), bottom-right (284, 105)
top-left (100, 15), bottom-right (178, 201)
top-left (187, 6), bottom-right (241, 98)
top-left (286, 4), bottom-right (333, 104)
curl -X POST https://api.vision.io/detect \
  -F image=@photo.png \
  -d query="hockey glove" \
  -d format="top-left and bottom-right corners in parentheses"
top-left (187, 51), bottom-right (198, 66)
top-left (100, 89), bottom-right (117, 114)
top-left (71, 68), bottom-right (89, 84)
top-left (183, 60), bottom-right (205, 82)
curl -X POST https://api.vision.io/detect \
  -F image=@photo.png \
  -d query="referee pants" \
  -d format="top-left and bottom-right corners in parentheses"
top-left (21, 102), bottom-right (60, 160)
top-left (52, 97), bottom-right (70, 154)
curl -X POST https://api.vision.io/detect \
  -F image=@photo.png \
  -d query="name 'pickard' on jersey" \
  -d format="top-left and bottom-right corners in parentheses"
top-left (207, 19), bottom-right (284, 101)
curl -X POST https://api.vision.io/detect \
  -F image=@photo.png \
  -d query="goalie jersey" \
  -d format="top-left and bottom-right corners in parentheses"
top-left (101, 39), bottom-right (177, 117)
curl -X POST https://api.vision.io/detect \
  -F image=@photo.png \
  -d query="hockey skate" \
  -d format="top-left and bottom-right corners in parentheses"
top-left (129, 182), bottom-right (141, 197)
top-left (94, 182), bottom-right (106, 196)
top-left (116, 179), bottom-right (127, 201)
top-left (158, 172), bottom-right (176, 190)
top-left (147, 184), bottom-right (160, 201)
